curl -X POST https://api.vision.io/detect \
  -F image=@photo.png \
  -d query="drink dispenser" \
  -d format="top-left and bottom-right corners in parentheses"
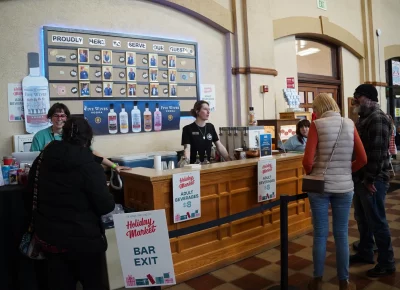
top-left (219, 126), bottom-right (265, 158)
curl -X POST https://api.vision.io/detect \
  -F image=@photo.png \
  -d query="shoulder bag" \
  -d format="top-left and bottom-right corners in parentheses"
top-left (19, 151), bottom-right (46, 260)
top-left (302, 117), bottom-right (344, 194)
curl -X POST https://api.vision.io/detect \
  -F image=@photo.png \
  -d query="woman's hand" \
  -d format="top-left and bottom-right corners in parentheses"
top-left (115, 165), bottom-right (131, 173)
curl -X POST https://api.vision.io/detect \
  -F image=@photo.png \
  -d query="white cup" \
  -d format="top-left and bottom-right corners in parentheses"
top-left (154, 156), bottom-right (162, 171)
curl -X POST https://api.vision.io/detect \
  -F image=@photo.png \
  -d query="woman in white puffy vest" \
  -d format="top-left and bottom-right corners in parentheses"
top-left (303, 93), bottom-right (367, 290)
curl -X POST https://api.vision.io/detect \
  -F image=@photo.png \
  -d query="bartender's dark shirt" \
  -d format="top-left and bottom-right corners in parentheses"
top-left (181, 122), bottom-right (219, 164)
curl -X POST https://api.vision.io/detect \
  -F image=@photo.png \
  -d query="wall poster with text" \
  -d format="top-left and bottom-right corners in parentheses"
top-left (83, 100), bottom-right (180, 135)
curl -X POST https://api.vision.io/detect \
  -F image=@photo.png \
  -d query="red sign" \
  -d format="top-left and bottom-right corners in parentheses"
top-left (286, 77), bottom-right (295, 89)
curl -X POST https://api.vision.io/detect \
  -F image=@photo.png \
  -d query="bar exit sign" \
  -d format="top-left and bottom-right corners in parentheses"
top-left (317, 0), bottom-right (327, 10)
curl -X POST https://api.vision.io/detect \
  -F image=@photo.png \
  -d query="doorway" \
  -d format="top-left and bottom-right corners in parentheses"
top-left (298, 83), bottom-right (339, 112)
top-left (296, 38), bottom-right (342, 113)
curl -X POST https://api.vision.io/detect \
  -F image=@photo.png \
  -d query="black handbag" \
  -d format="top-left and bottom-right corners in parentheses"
top-left (302, 117), bottom-right (343, 194)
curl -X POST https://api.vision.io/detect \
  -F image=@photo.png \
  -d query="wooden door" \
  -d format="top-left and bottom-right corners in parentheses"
top-left (298, 83), bottom-right (339, 112)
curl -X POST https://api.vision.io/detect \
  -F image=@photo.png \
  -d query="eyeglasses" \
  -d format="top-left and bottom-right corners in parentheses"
top-left (52, 114), bottom-right (67, 119)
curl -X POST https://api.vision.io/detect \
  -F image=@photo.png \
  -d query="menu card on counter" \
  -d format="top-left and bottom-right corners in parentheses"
top-left (259, 133), bottom-right (272, 157)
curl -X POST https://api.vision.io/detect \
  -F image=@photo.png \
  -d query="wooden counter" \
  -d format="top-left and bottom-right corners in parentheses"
top-left (120, 153), bottom-right (311, 283)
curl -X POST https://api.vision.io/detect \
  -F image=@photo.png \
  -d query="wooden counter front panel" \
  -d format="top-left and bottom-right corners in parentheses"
top-left (123, 156), bottom-right (311, 282)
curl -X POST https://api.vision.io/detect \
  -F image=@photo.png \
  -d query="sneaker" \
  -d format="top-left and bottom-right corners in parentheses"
top-left (366, 264), bottom-right (396, 277)
top-left (349, 254), bottom-right (374, 265)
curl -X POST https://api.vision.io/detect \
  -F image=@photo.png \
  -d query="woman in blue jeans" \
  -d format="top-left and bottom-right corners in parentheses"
top-left (302, 93), bottom-right (367, 290)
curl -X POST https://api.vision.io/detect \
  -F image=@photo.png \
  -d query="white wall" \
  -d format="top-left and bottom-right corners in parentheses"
top-left (341, 47), bottom-right (361, 118)
top-left (0, 0), bottom-right (227, 157)
top-left (274, 36), bottom-right (298, 116)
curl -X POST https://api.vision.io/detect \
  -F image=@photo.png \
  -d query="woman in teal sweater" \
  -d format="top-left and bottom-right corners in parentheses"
top-left (31, 102), bottom-right (129, 173)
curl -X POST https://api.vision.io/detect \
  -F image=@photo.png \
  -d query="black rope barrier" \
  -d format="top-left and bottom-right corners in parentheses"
top-left (168, 198), bottom-right (281, 238)
top-left (168, 193), bottom-right (308, 239)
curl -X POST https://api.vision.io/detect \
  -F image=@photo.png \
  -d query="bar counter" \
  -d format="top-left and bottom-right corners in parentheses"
top-left (119, 153), bottom-right (311, 283)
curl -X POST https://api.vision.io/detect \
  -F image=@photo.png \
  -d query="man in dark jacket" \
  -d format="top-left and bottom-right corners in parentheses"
top-left (350, 84), bottom-right (395, 277)
top-left (28, 117), bottom-right (115, 290)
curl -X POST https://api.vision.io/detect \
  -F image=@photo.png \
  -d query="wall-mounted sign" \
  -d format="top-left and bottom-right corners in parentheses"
top-left (200, 84), bottom-right (216, 112)
top-left (113, 210), bottom-right (176, 288)
top-left (83, 100), bottom-right (180, 135)
top-left (317, 0), bottom-right (327, 10)
top-left (51, 35), bottom-right (83, 44)
top-left (286, 77), bottom-right (295, 89)
top-left (8, 83), bottom-right (24, 122)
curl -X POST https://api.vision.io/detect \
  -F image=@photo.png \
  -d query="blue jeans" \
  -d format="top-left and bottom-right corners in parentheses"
top-left (353, 180), bottom-right (395, 268)
top-left (308, 191), bottom-right (354, 280)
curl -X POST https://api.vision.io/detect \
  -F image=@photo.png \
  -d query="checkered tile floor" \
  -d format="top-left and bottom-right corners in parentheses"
top-left (164, 187), bottom-right (400, 290)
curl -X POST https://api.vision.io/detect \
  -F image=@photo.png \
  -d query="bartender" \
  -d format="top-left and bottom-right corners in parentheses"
top-left (30, 102), bottom-right (129, 173)
top-left (181, 100), bottom-right (231, 163)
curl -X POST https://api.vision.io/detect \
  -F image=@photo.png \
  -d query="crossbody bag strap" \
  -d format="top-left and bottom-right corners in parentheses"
top-left (28, 151), bottom-right (44, 232)
top-left (323, 117), bottom-right (344, 175)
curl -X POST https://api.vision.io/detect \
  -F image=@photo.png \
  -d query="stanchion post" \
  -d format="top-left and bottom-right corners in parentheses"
top-left (268, 194), bottom-right (299, 290)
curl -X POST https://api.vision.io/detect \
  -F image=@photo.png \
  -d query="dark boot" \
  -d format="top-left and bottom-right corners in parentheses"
top-left (308, 277), bottom-right (322, 290)
top-left (339, 280), bottom-right (356, 290)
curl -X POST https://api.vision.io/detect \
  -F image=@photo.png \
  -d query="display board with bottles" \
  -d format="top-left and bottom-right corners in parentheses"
top-left (83, 100), bottom-right (180, 135)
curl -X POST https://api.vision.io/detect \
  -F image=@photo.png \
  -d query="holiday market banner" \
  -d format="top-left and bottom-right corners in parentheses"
top-left (113, 210), bottom-right (176, 288)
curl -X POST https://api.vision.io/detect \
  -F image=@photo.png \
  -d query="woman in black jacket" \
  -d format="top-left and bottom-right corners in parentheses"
top-left (28, 117), bottom-right (115, 290)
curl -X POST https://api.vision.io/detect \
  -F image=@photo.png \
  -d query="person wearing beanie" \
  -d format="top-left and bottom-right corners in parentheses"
top-left (350, 84), bottom-right (396, 277)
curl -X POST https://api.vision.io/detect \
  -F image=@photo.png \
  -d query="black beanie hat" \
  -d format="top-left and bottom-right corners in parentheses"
top-left (354, 84), bottom-right (378, 102)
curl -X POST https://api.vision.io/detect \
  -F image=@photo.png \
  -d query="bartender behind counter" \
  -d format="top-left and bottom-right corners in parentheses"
top-left (181, 100), bottom-right (231, 163)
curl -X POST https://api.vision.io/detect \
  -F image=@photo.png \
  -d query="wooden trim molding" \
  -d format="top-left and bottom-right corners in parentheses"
top-left (232, 67), bottom-right (278, 76)
top-left (273, 16), bottom-right (364, 59)
top-left (298, 73), bottom-right (341, 85)
top-left (385, 45), bottom-right (400, 60)
top-left (364, 81), bottom-right (388, 87)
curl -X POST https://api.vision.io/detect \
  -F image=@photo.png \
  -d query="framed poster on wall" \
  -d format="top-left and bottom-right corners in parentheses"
top-left (43, 26), bottom-right (199, 116)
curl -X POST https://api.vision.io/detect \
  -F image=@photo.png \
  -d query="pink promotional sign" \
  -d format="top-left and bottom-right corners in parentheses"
top-left (286, 77), bottom-right (295, 89)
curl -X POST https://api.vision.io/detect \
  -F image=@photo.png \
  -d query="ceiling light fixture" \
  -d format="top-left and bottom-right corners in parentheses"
top-left (297, 48), bottom-right (320, 56)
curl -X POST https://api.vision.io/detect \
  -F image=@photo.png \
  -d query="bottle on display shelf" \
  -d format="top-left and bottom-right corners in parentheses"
top-left (248, 106), bottom-right (257, 126)
top-left (22, 52), bottom-right (51, 134)
top-left (144, 103), bottom-right (152, 132)
top-left (131, 101), bottom-right (141, 133)
top-left (154, 103), bottom-right (162, 131)
top-left (108, 103), bottom-right (118, 134)
top-left (194, 151), bottom-right (201, 165)
top-left (119, 103), bottom-right (129, 134)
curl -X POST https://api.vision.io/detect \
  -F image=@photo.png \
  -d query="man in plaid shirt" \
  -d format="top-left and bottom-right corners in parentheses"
top-left (350, 84), bottom-right (395, 277)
